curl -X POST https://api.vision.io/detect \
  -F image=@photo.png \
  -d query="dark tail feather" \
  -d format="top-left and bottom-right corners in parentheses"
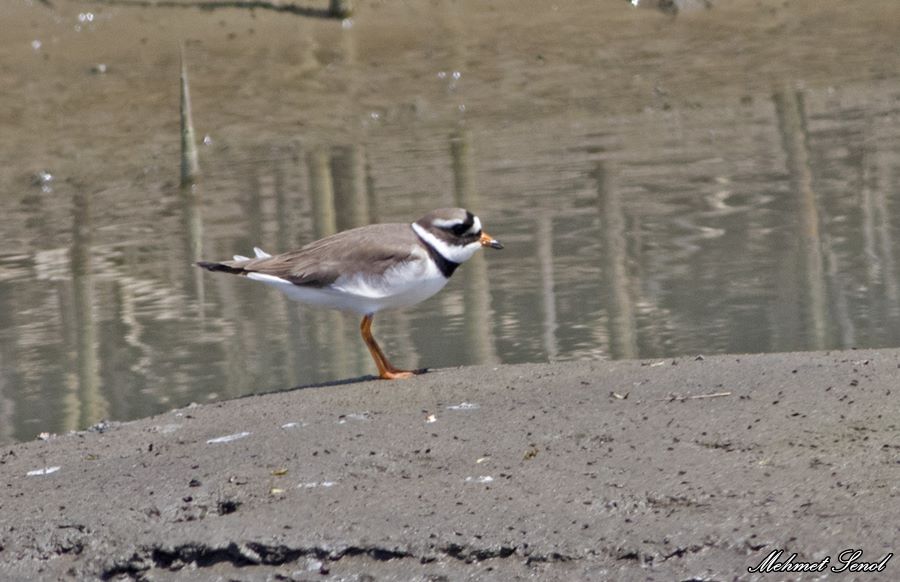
top-left (196, 261), bottom-right (246, 275)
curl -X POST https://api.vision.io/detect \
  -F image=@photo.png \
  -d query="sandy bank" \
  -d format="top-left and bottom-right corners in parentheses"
top-left (2, 349), bottom-right (897, 580)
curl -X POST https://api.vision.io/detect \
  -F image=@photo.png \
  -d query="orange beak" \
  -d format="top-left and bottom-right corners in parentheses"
top-left (480, 232), bottom-right (504, 249)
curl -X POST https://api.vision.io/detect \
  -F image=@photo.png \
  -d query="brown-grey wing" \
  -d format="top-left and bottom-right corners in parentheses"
top-left (236, 224), bottom-right (420, 288)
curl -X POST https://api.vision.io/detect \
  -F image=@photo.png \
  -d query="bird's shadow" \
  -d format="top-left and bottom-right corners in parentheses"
top-left (245, 368), bottom-right (432, 399)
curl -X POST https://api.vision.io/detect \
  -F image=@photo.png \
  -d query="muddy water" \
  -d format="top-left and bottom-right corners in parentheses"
top-left (1, 0), bottom-right (899, 443)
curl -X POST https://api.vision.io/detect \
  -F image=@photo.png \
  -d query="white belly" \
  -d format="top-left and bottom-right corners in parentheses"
top-left (245, 254), bottom-right (448, 315)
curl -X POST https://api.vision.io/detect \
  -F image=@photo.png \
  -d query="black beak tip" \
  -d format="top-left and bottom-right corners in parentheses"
top-left (490, 240), bottom-right (504, 250)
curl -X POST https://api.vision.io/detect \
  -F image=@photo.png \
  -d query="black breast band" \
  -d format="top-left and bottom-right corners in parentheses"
top-left (415, 234), bottom-right (460, 278)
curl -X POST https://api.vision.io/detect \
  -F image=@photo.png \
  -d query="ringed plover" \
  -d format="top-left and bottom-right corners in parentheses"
top-left (197, 208), bottom-right (503, 379)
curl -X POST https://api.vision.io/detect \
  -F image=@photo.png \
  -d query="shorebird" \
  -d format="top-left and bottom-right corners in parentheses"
top-left (197, 208), bottom-right (503, 379)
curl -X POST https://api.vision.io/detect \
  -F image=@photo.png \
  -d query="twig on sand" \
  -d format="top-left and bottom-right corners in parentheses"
top-left (84, 0), bottom-right (336, 19)
top-left (662, 391), bottom-right (732, 402)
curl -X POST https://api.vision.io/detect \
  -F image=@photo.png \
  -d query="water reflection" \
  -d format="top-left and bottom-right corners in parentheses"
top-left (595, 162), bottom-right (638, 360)
top-left (2, 80), bottom-right (900, 443)
top-left (69, 189), bottom-right (108, 430)
top-left (451, 130), bottom-right (498, 366)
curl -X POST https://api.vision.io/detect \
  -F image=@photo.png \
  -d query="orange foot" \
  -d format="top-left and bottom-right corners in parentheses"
top-left (379, 369), bottom-right (416, 380)
top-left (360, 315), bottom-right (427, 381)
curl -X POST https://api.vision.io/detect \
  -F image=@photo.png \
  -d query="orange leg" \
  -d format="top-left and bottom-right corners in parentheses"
top-left (360, 314), bottom-right (416, 380)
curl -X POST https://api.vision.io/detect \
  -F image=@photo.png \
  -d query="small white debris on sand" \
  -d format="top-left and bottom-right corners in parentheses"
top-left (206, 431), bottom-right (250, 444)
top-left (298, 481), bottom-right (337, 489)
top-left (27, 466), bottom-right (60, 477)
top-left (337, 412), bottom-right (371, 424)
top-left (446, 402), bottom-right (479, 411)
top-left (465, 475), bottom-right (494, 484)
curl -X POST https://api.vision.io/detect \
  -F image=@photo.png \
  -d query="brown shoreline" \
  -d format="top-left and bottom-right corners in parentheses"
top-left (2, 348), bottom-right (897, 580)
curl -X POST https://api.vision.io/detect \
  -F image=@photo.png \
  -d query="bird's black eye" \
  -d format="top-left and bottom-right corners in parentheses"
top-left (451, 223), bottom-right (468, 236)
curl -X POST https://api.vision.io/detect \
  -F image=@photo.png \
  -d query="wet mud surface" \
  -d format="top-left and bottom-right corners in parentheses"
top-left (2, 349), bottom-right (898, 580)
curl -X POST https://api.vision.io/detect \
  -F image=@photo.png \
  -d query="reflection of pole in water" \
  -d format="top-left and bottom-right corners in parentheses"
top-left (331, 144), bottom-right (415, 372)
top-left (0, 351), bottom-right (12, 444)
top-left (244, 167), bottom-right (265, 250)
top-left (450, 131), bottom-right (497, 364)
top-left (861, 147), bottom-right (900, 321)
top-left (536, 216), bottom-right (558, 361)
top-left (179, 44), bottom-right (200, 186)
top-left (69, 191), bottom-right (108, 429)
top-left (308, 149), bottom-right (337, 237)
top-left (243, 169), bottom-right (285, 388)
top-left (450, 131), bottom-right (475, 204)
top-left (215, 168), bottom-right (279, 396)
top-left (179, 183), bottom-right (205, 314)
top-left (275, 159), bottom-right (307, 382)
top-left (0, 289), bottom-right (15, 443)
top-left (0, 250), bottom-right (17, 442)
top-left (365, 150), bottom-right (380, 224)
top-left (307, 150), bottom-right (347, 378)
top-left (773, 90), bottom-right (828, 350)
top-left (594, 162), bottom-right (638, 360)
top-left (331, 145), bottom-right (370, 230)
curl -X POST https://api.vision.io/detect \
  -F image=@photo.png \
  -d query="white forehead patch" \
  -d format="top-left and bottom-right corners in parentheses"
top-left (465, 216), bottom-right (482, 236)
top-left (432, 217), bottom-right (465, 229)
top-left (412, 223), bottom-right (482, 264)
